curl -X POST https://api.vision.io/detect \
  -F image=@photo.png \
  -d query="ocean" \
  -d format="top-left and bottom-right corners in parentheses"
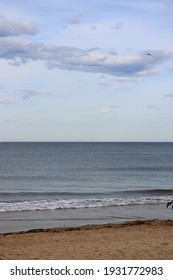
top-left (0, 142), bottom-right (173, 233)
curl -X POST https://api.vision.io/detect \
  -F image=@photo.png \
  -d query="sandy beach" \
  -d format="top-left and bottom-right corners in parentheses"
top-left (0, 219), bottom-right (173, 260)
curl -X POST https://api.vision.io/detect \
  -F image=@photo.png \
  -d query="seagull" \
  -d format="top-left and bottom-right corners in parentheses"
top-left (167, 200), bottom-right (173, 208)
top-left (145, 52), bottom-right (153, 57)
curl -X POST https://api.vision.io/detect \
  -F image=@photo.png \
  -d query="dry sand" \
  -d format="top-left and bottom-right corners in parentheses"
top-left (0, 220), bottom-right (173, 260)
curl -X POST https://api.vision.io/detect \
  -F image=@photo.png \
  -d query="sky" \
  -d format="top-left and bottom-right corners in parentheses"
top-left (0, 0), bottom-right (173, 142)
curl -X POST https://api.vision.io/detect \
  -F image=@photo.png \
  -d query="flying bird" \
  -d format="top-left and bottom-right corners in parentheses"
top-left (145, 52), bottom-right (153, 57)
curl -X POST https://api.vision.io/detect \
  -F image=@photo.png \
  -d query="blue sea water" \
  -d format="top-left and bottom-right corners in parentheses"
top-left (0, 142), bottom-right (173, 233)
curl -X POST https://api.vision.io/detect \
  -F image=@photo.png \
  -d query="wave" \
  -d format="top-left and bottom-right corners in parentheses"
top-left (124, 188), bottom-right (173, 195)
top-left (0, 195), bottom-right (172, 212)
top-left (0, 188), bottom-right (173, 197)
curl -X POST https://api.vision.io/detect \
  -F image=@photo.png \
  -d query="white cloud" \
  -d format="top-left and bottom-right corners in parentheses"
top-left (66, 18), bottom-right (81, 25)
top-left (18, 89), bottom-right (51, 100)
top-left (111, 22), bottom-right (124, 30)
top-left (0, 14), bottom-right (38, 37)
top-left (99, 105), bottom-right (120, 113)
top-left (0, 97), bottom-right (13, 104)
top-left (65, 13), bottom-right (89, 26)
top-left (99, 82), bottom-right (112, 87)
top-left (0, 38), bottom-right (173, 78)
top-left (99, 108), bottom-right (110, 113)
top-left (165, 93), bottom-right (173, 98)
top-left (145, 105), bottom-right (155, 109)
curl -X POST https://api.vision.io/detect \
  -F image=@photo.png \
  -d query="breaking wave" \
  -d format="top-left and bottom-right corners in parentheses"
top-left (0, 194), bottom-right (172, 212)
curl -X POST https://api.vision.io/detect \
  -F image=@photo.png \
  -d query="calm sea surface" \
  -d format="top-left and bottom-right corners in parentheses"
top-left (0, 142), bottom-right (173, 232)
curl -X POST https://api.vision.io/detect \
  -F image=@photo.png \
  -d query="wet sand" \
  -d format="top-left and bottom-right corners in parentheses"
top-left (0, 220), bottom-right (173, 260)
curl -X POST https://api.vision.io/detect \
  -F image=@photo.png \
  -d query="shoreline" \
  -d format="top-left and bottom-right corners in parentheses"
top-left (1, 218), bottom-right (173, 235)
top-left (0, 219), bottom-right (173, 260)
top-left (1, 203), bottom-right (172, 234)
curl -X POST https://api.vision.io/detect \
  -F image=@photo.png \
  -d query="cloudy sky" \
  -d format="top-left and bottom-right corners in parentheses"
top-left (0, 0), bottom-right (173, 141)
